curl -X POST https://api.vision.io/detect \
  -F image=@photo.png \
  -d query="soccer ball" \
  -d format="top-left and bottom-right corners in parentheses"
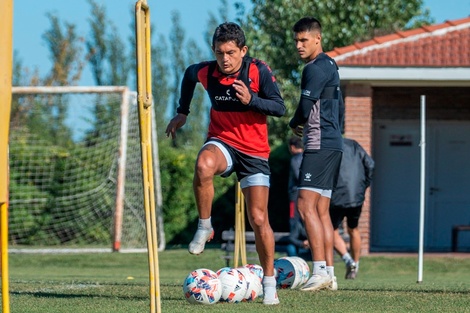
top-left (287, 256), bottom-right (310, 285)
top-left (274, 257), bottom-right (303, 289)
top-left (218, 268), bottom-right (248, 303)
top-left (243, 263), bottom-right (264, 283)
top-left (237, 267), bottom-right (263, 301)
top-left (216, 266), bottom-right (232, 276)
top-left (182, 268), bottom-right (222, 305)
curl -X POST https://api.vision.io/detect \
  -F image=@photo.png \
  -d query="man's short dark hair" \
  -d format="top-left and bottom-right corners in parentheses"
top-left (292, 17), bottom-right (322, 33)
top-left (212, 22), bottom-right (246, 48)
top-left (289, 136), bottom-right (303, 149)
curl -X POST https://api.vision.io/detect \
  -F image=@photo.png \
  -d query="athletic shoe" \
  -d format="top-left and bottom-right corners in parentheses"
top-left (188, 228), bottom-right (214, 255)
top-left (262, 292), bottom-right (280, 305)
top-left (327, 276), bottom-right (338, 291)
top-left (345, 262), bottom-right (357, 279)
top-left (300, 274), bottom-right (332, 291)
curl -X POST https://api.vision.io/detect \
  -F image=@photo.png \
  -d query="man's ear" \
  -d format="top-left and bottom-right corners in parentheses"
top-left (241, 45), bottom-right (248, 57)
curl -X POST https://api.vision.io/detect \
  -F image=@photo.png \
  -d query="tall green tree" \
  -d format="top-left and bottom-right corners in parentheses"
top-left (246, 0), bottom-right (432, 83)
top-left (108, 25), bottom-right (130, 86)
top-left (240, 0), bottom-right (433, 144)
top-left (168, 11), bottom-right (206, 147)
top-left (86, 0), bottom-right (108, 86)
top-left (86, 0), bottom-right (130, 86)
top-left (42, 13), bottom-right (84, 86)
top-left (151, 34), bottom-right (171, 135)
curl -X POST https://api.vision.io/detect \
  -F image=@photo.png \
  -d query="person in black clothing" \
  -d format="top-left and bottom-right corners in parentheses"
top-left (288, 136), bottom-right (303, 219)
top-left (286, 216), bottom-right (312, 260)
top-left (330, 137), bottom-right (374, 279)
top-left (289, 17), bottom-right (344, 292)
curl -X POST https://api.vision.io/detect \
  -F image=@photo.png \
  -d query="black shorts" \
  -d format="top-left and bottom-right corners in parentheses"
top-left (204, 138), bottom-right (270, 181)
top-left (298, 149), bottom-right (342, 190)
top-left (330, 205), bottom-right (362, 230)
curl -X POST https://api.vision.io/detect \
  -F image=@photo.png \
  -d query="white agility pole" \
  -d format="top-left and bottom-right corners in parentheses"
top-left (417, 95), bottom-right (426, 283)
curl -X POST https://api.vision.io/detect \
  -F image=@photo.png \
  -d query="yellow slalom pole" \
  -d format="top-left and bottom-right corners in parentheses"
top-left (135, 1), bottom-right (160, 312)
top-left (0, 0), bottom-right (13, 312)
top-left (240, 190), bottom-right (247, 264)
top-left (234, 182), bottom-right (247, 267)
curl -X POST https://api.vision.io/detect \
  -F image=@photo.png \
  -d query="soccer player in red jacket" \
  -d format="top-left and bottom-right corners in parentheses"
top-left (165, 22), bottom-right (285, 305)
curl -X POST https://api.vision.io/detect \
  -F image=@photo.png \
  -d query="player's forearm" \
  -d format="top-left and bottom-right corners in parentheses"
top-left (248, 94), bottom-right (285, 117)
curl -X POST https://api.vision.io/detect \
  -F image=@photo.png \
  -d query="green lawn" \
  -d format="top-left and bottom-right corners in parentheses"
top-left (2, 248), bottom-right (469, 312)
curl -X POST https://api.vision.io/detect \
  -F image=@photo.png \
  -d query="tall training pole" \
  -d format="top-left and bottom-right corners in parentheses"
top-left (135, 1), bottom-right (161, 312)
top-left (0, 0), bottom-right (13, 312)
top-left (234, 182), bottom-right (247, 267)
top-left (417, 95), bottom-right (426, 283)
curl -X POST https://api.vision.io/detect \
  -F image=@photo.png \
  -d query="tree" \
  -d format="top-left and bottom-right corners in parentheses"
top-left (86, 0), bottom-right (108, 86)
top-left (240, 0), bottom-right (433, 144)
top-left (246, 0), bottom-right (432, 83)
top-left (168, 11), bottom-right (206, 147)
top-left (107, 25), bottom-right (130, 86)
top-left (86, 0), bottom-right (130, 86)
top-left (151, 34), bottom-right (171, 135)
top-left (42, 13), bottom-right (84, 86)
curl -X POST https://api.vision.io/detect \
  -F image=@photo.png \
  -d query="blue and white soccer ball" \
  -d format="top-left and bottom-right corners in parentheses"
top-left (183, 268), bottom-right (222, 305)
top-left (274, 257), bottom-right (303, 289)
top-left (287, 256), bottom-right (310, 285)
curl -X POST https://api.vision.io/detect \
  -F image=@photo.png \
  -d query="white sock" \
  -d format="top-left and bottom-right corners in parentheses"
top-left (198, 217), bottom-right (212, 229)
top-left (312, 261), bottom-right (328, 276)
top-left (355, 261), bottom-right (360, 272)
top-left (326, 266), bottom-right (335, 278)
top-left (262, 276), bottom-right (277, 300)
top-left (342, 252), bottom-right (354, 265)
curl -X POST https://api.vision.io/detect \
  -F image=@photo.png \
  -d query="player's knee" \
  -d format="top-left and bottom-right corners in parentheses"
top-left (194, 157), bottom-right (217, 178)
top-left (348, 227), bottom-right (359, 236)
top-left (249, 211), bottom-right (268, 229)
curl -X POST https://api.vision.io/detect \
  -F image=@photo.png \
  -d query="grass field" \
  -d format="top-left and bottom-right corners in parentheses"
top-left (2, 248), bottom-right (470, 313)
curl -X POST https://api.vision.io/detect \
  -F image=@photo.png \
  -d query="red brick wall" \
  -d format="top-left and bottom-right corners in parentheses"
top-left (343, 84), bottom-right (372, 256)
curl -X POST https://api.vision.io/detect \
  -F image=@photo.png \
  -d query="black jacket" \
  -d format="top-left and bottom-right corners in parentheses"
top-left (331, 138), bottom-right (375, 208)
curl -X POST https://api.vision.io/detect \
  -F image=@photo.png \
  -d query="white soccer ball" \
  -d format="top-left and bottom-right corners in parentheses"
top-left (218, 268), bottom-right (248, 303)
top-left (274, 257), bottom-right (303, 289)
top-left (216, 266), bottom-right (232, 276)
top-left (237, 267), bottom-right (263, 301)
top-left (243, 263), bottom-right (264, 283)
top-left (182, 268), bottom-right (222, 305)
top-left (287, 256), bottom-right (310, 285)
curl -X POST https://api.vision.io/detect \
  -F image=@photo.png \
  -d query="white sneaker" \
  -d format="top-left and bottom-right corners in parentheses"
top-left (262, 292), bottom-right (280, 305)
top-left (188, 228), bottom-right (214, 255)
top-left (327, 276), bottom-right (338, 291)
top-left (300, 274), bottom-right (332, 291)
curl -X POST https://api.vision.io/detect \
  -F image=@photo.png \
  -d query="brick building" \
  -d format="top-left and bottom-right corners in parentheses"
top-left (327, 17), bottom-right (470, 253)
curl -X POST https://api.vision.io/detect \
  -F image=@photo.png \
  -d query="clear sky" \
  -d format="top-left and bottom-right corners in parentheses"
top-left (12, 0), bottom-right (470, 86)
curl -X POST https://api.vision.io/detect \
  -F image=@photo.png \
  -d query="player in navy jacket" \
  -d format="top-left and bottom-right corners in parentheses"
top-left (289, 17), bottom-right (344, 292)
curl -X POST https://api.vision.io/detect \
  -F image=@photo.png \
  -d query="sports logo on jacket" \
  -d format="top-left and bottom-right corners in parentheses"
top-left (214, 88), bottom-right (240, 102)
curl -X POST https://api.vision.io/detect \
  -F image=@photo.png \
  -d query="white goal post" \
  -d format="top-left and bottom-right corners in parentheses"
top-left (9, 86), bottom-right (165, 252)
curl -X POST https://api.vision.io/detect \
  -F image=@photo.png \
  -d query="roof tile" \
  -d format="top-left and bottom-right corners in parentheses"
top-left (327, 16), bottom-right (470, 67)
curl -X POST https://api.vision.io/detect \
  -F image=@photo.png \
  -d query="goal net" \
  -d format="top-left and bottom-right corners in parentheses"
top-left (8, 86), bottom-right (164, 252)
